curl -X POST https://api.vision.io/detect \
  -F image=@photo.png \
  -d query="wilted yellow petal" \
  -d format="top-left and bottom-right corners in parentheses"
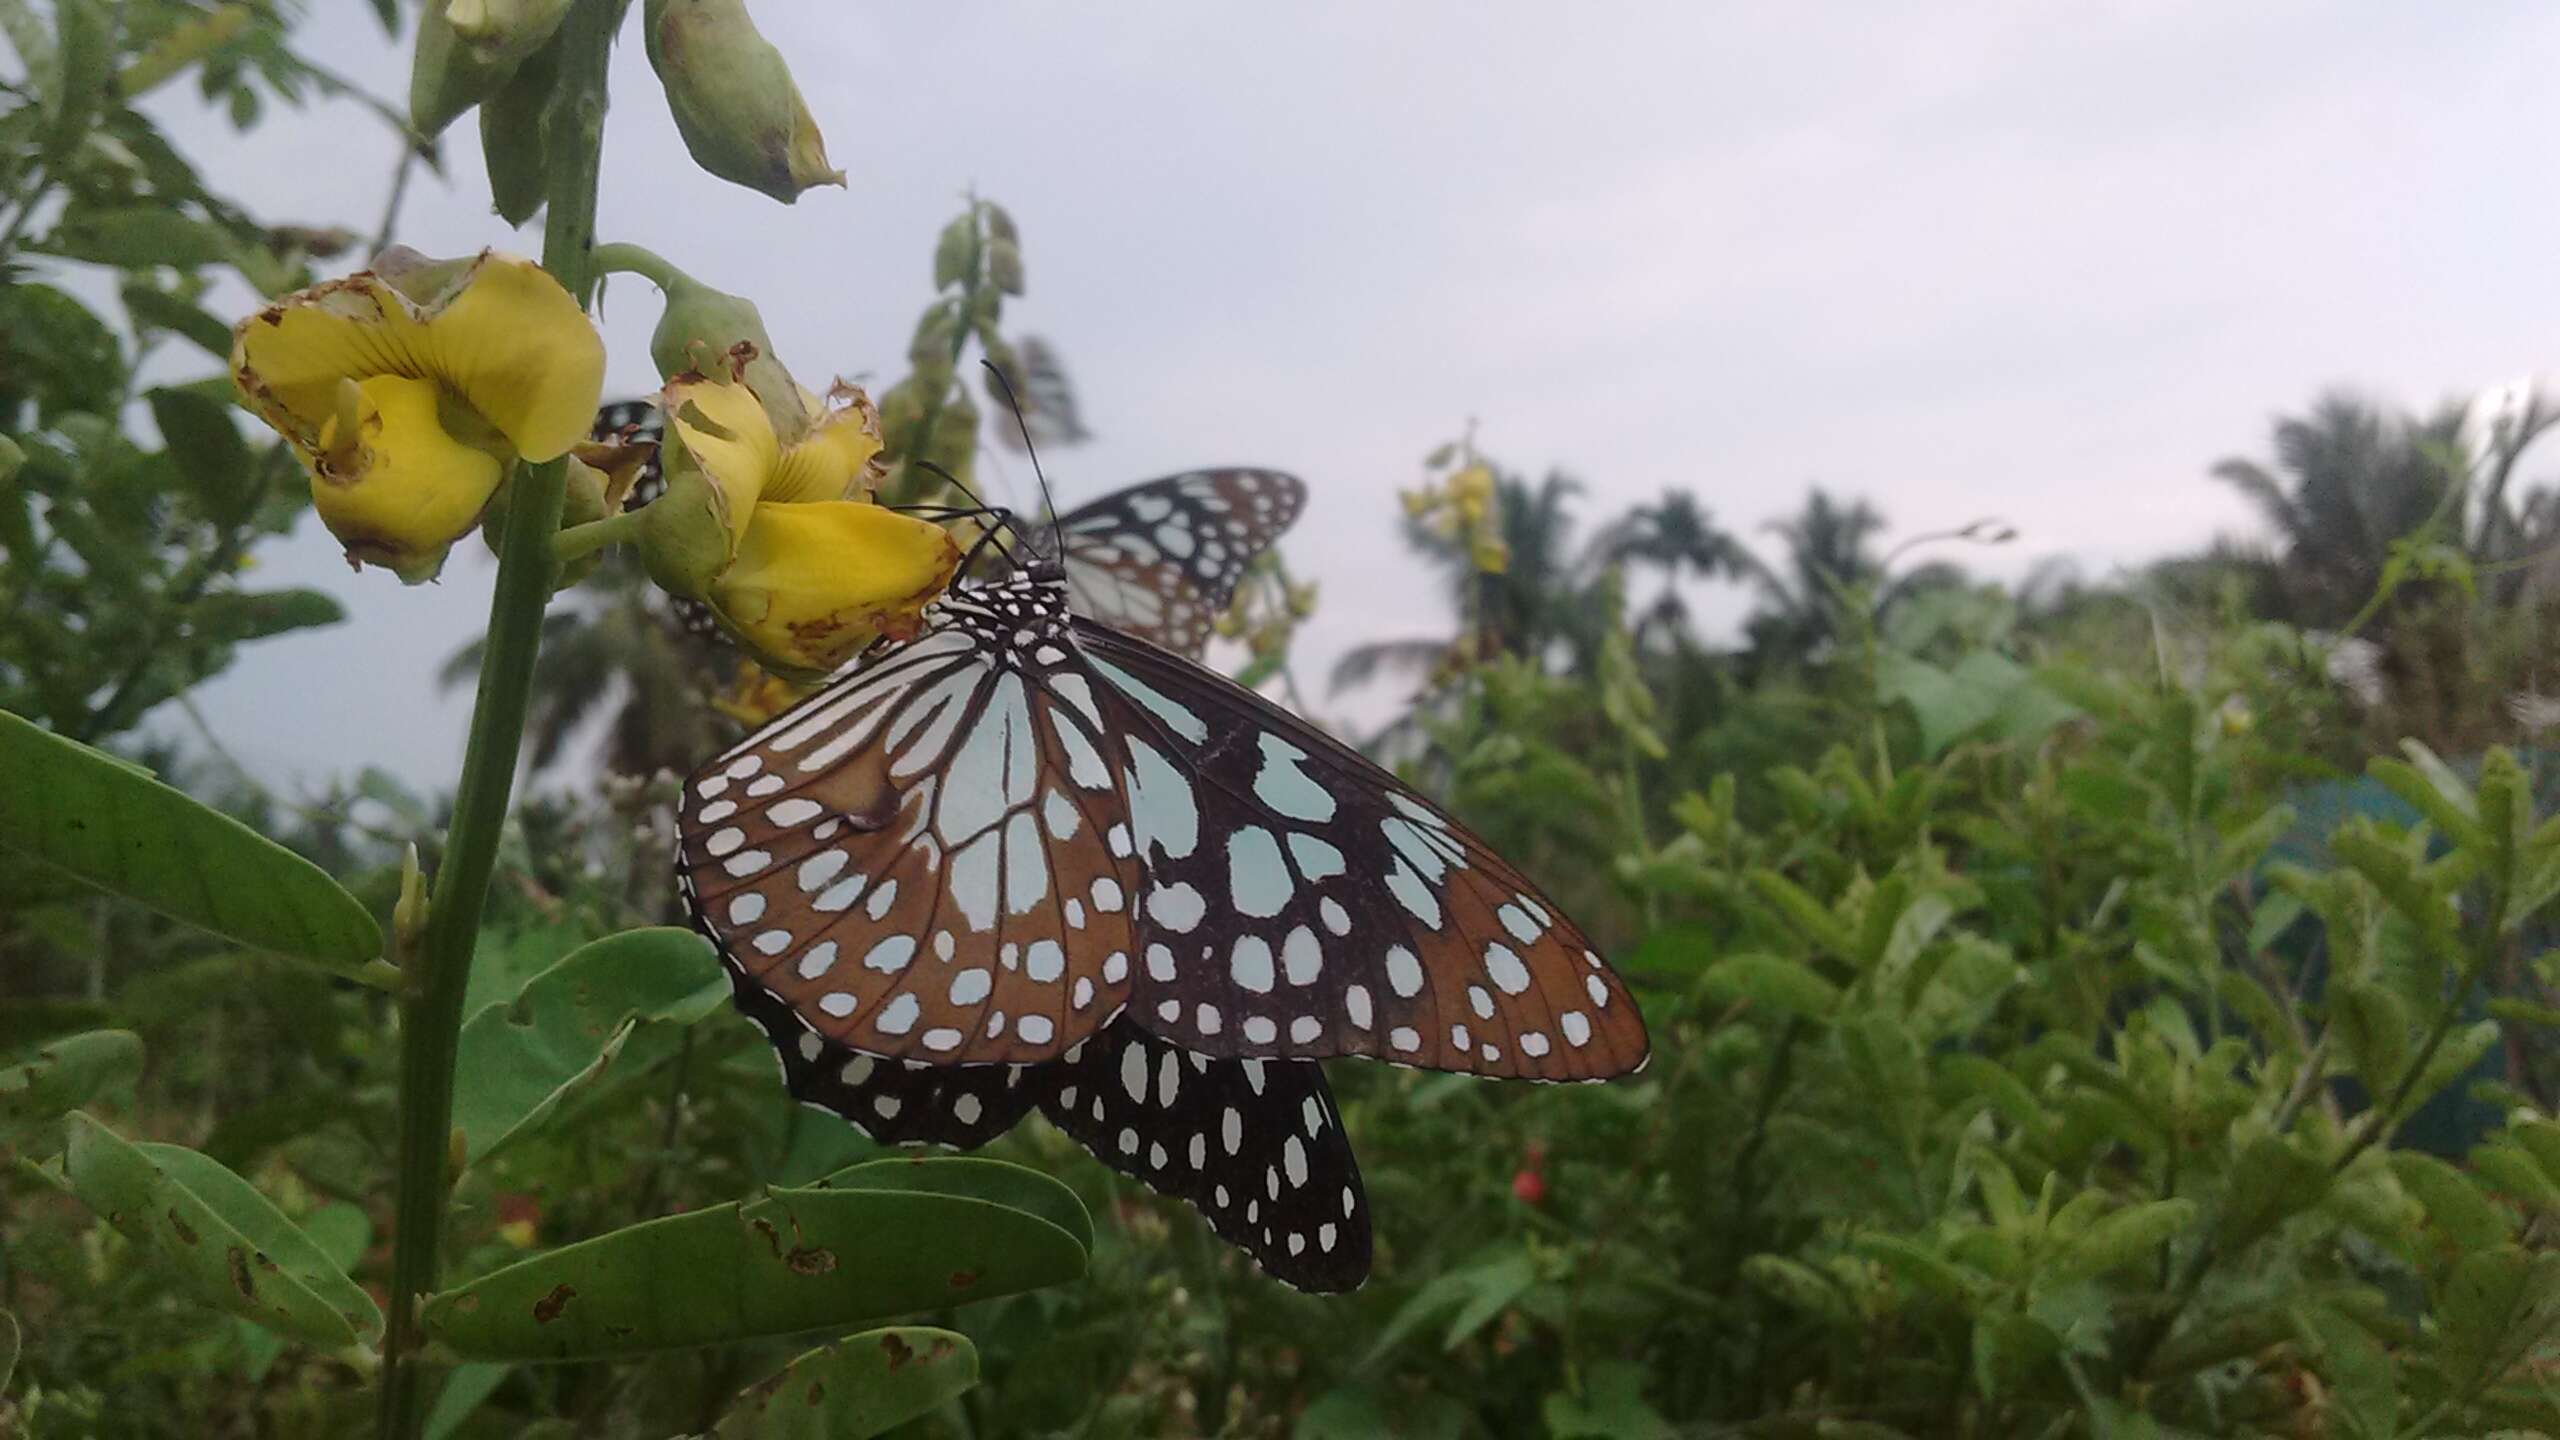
top-left (306, 374), bottom-right (507, 582)
top-left (232, 251), bottom-right (600, 463)
top-left (662, 374), bottom-right (779, 546)
top-left (418, 253), bottom-right (606, 461)
top-left (714, 501), bottom-right (962, 675)
top-left (763, 385), bottom-right (886, 504)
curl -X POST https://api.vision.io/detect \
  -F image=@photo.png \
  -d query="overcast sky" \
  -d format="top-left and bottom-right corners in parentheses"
top-left (158, 2), bottom-right (2560, 792)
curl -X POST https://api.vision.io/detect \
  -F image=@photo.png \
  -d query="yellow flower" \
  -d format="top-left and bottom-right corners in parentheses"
top-left (640, 370), bottom-right (961, 676)
top-left (232, 248), bottom-right (604, 582)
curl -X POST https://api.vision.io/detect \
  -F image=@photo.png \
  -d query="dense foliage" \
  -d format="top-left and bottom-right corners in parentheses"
top-left (6, 3), bottom-right (2560, 1438)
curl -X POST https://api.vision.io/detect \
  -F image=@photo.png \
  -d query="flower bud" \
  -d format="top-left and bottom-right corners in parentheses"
top-left (445, 0), bottom-right (572, 62)
top-left (642, 262), bottom-right (808, 441)
top-left (643, 0), bottom-right (845, 205)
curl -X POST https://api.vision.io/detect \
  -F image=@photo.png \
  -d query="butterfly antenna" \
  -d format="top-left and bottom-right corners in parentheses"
top-left (981, 359), bottom-right (1065, 562)
top-left (911, 458), bottom-right (1023, 571)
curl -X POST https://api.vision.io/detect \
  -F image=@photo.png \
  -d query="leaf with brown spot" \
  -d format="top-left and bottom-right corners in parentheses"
top-left (58, 1114), bottom-right (377, 1346)
top-left (533, 1283), bottom-right (577, 1324)
top-left (710, 1327), bottom-right (979, 1439)
top-left (421, 1161), bottom-right (1085, 1359)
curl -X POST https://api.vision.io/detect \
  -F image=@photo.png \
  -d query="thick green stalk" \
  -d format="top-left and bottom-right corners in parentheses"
top-left (374, 4), bottom-right (622, 1436)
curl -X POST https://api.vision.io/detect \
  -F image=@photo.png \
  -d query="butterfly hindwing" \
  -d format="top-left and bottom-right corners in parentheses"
top-left (1076, 622), bottom-right (1649, 1082)
top-left (1037, 1024), bottom-right (1370, 1292)
top-left (1058, 469), bottom-right (1306, 657)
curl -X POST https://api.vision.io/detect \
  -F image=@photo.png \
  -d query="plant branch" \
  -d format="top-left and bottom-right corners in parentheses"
top-left (374, 4), bottom-right (621, 1436)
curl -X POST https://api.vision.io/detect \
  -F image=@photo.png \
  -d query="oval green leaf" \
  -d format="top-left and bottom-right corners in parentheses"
top-left (422, 1171), bottom-right (1089, 1359)
top-left (0, 1029), bottom-right (142, 1126)
top-left (450, 927), bottom-right (725, 1169)
top-left (806, 1155), bottom-right (1096, 1257)
top-left (1699, 953), bottom-right (1839, 1020)
top-left (62, 1112), bottom-right (376, 1347)
top-left (713, 1327), bottom-right (978, 1439)
top-left (0, 710), bottom-right (380, 969)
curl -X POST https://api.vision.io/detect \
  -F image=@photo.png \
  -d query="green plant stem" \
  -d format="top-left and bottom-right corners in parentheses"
top-left (591, 240), bottom-right (682, 291)
top-left (374, 5), bottom-right (620, 1436)
top-left (551, 507), bottom-right (647, 565)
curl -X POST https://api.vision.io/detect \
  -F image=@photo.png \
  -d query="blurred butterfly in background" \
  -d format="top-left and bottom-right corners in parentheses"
top-left (666, 425), bottom-right (1650, 1290)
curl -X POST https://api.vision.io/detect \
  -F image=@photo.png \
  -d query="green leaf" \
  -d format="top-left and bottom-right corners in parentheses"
top-left (0, 1308), bottom-right (17, 1395)
top-left (2372, 751), bottom-right (2484, 851)
top-left (0, 1028), bottom-right (141, 1125)
top-left (450, 928), bottom-right (726, 1169)
top-left (2213, 1136), bottom-right (2329, 1252)
top-left (2389, 1152), bottom-right (2510, 1251)
top-left (40, 0), bottom-right (108, 164)
top-left (41, 205), bottom-right (237, 269)
top-left (803, 1156), bottom-right (1096, 1259)
top-left (121, 284), bottom-right (237, 359)
top-left (2469, 1142), bottom-right (2560, 1215)
top-left (2045, 1199), bottom-right (2196, 1282)
top-left (186, 589), bottom-right (346, 645)
top-left (0, 709), bottom-right (382, 970)
top-left (1542, 1359), bottom-right (1674, 1440)
top-left (2297, 1303), bottom-right (2393, 1440)
top-left (1742, 1254), bottom-right (1854, 1325)
top-left (1746, 869), bottom-right (1857, 959)
top-left (1936, 1054), bottom-right (2046, 1133)
top-left (1699, 953), bottom-right (1839, 1020)
top-left (421, 1161), bottom-right (1089, 1359)
top-left (2438, 1247), bottom-right (2560, 1396)
top-left (1877, 653), bottom-right (2000, 757)
top-left (2401, 1020), bottom-right (2501, 1119)
top-left (424, 1363), bottom-right (512, 1440)
top-left (1852, 1232), bottom-right (1985, 1301)
top-left (133, 1143), bottom-right (381, 1341)
top-left (2329, 982), bottom-right (2409, 1095)
top-left (146, 387), bottom-right (255, 525)
top-left (62, 1112), bottom-right (378, 1347)
top-left (1440, 1252), bottom-right (1536, 1349)
top-left (713, 1328), bottom-right (978, 1439)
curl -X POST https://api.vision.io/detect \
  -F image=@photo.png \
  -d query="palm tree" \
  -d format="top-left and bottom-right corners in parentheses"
top-left (2209, 391), bottom-right (2467, 628)
top-left (1595, 489), bottom-right (1753, 650)
top-left (1331, 467), bottom-right (1612, 696)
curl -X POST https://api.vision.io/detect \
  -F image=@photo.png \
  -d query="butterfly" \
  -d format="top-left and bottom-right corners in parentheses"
top-left (674, 469), bottom-right (1648, 1291)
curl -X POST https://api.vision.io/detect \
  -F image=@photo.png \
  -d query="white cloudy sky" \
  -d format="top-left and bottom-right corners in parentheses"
top-left (157, 1), bottom-right (2560, 791)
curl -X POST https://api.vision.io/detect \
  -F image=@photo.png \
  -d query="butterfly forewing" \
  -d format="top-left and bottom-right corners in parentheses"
top-left (1059, 469), bottom-right (1305, 657)
top-left (677, 589), bottom-right (1147, 1065)
top-left (1076, 622), bottom-right (1648, 1082)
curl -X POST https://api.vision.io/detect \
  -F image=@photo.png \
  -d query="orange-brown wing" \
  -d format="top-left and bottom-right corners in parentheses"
top-left (1077, 622), bottom-right (1650, 1083)
top-left (678, 613), bottom-right (1147, 1065)
top-left (1057, 469), bottom-right (1306, 658)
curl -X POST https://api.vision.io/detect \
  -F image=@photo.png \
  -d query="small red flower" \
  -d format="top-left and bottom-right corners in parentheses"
top-left (1512, 1168), bottom-right (1547, 1206)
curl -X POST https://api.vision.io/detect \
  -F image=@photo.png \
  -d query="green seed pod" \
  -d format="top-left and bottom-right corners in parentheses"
top-left (445, 0), bottom-right (573, 63)
top-left (643, 0), bottom-right (845, 204)
top-left (479, 34), bottom-right (559, 227)
top-left (408, 1), bottom-right (523, 139)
